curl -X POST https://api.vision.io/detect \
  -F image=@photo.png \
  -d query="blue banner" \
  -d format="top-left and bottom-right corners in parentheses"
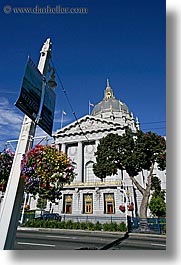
top-left (38, 84), bottom-right (56, 136)
top-left (15, 57), bottom-right (43, 121)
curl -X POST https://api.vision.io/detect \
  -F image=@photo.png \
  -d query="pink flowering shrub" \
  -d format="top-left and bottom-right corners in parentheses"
top-left (0, 148), bottom-right (15, 191)
top-left (21, 144), bottom-right (75, 202)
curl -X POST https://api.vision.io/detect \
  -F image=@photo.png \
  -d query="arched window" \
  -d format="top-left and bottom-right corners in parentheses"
top-left (85, 161), bottom-right (95, 183)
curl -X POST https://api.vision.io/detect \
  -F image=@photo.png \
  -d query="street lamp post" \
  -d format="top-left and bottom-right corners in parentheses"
top-left (0, 38), bottom-right (52, 250)
top-left (118, 187), bottom-right (129, 227)
top-left (122, 189), bottom-right (128, 227)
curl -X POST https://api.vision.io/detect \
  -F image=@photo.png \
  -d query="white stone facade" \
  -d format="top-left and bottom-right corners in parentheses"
top-left (50, 81), bottom-right (166, 219)
top-left (28, 81), bottom-right (166, 220)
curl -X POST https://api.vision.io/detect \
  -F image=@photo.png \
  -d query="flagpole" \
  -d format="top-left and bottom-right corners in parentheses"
top-left (89, 100), bottom-right (94, 115)
top-left (60, 110), bottom-right (64, 129)
top-left (89, 100), bottom-right (90, 115)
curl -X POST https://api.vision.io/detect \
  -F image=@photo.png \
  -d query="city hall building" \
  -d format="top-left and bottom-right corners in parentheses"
top-left (43, 80), bottom-right (165, 220)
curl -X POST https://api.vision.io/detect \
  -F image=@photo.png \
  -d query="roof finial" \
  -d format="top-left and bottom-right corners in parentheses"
top-left (104, 78), bottom-right (115, 100)
top-left (135, 117), bottom-right (140, 130)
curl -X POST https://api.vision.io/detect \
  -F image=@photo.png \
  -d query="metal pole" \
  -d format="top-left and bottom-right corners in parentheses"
top-left (88, 100), bottom-right (90, 115)
top-left (19, 192), bottom-right (28, 225)
top-left (0, 38), bottom-right (52, 250)
top-left (124, 190), bottom-right (128, 227)
top-left (121, 189), bottom-right (128, 227)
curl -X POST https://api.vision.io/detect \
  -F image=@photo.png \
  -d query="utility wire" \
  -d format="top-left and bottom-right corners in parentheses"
top-left (50, 58), bottom-right (89, 142)
top-left (142, 127), bottom-right (166, 131)
top-left (0, 91), bottom-right (17, 94)
top-left (141, 121), bottom-right (166, 125)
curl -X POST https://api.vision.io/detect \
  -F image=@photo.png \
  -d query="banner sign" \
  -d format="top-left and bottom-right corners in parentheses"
top-left (38, 84), bottom-right (56, 136)
top-left (15, 57), bottom-right (43, 121)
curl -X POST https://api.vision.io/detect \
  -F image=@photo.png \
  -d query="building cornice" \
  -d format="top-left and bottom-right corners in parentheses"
top-left (53, 115), bottom-right (127, 140)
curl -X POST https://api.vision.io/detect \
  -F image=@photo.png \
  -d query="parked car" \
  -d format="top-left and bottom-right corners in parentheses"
top-left (35, 213), bottom-right (61, 221)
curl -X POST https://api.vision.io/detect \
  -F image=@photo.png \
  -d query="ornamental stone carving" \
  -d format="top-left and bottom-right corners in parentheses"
top-left (85, 144), bottom-right (95, 154)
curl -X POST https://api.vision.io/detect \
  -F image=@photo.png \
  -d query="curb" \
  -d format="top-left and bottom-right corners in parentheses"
top-left (17, 226), bottom-right (166, 238)
top-left (129, 232), bottom-right (166, 239)
top-left (17, 226), bottom-right (125, 235)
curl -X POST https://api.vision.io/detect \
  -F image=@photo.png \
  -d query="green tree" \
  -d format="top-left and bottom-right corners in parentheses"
top-left (149, 193), bottom-right (166, 217)
top-left (36, 197), bottom-right (47, 210)
top-left (93, 129), bottom-right (166, 218)
top-left (149, 176), bottom-right (166, 217)
top-left (36, 197), bottom-right (47, 216)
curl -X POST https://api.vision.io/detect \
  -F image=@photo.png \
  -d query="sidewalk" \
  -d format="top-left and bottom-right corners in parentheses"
top-left (17, 226), bottom-right (166, 239)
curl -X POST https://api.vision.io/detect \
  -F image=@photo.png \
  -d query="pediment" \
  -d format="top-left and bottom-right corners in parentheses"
top-left (53, 115), bottom-right (124, 138)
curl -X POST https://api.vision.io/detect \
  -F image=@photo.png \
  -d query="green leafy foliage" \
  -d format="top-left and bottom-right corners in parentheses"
top-left (149, 176), bottom-right (166, 217)
top-left (23, 219), bottom-right (127, 232)
top-left (93, 129), bottom-right (166, 179)
top-left (36, 197), bottom-right (47, 210)
top-left (94, 221), bottom-right (102, 231)
top-left (149, 193), bottom-right (166, 217)
top-left (151, 175), bottom-right (162, 192)
top-left (93, 129), bottom-right (166, 218)
top-left (135, 131), bottom-right (166, 171)
top-left (93, 133), bottom-right (121, 179)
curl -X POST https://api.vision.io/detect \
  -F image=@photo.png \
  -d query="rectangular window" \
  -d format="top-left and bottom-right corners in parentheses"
top-left (64, 194), bottom-right (73, 214)
top-left (104, 193), bottom-right (115, 214)
top-left (83, 194), bottom-right (93, 214)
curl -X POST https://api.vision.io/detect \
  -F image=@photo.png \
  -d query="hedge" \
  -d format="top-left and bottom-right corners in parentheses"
top-left (23, 219), bottom-right (127, 232)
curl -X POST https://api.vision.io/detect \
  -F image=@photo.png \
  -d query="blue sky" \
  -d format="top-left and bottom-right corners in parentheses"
top-left (0, 0), bottom-right (166, 151)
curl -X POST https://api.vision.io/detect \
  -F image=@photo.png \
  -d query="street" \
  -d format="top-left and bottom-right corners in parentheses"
top-left (110, 234), bottom-right (166, 250)
top-left (14, 228), bottom-right (166, 250)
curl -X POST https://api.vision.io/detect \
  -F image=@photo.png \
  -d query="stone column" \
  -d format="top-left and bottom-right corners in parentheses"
top-left (61, 143), bottom-right (66, 153)
top-left (95, 140), bottom-right (99, 154)
top-left (77, 141), bottom-right (83, 182)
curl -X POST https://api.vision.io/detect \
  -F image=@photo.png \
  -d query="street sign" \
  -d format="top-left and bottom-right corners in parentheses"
top-left (38, 84), bottom-right (56, 136)
top-left (0, 38), bottom-right (52, 250)
top-left (15, 57), bottom-right (44, 121)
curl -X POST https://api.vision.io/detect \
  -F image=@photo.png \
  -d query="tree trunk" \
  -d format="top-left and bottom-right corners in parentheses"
top-left (129, 163), bottom-right (154, 218)
top-left (139, 185), bottom-right (151, 218)
top-left (129, 164), bottom-right (154, 232)
top-left (129, 175), bottom-right (145, 195)
top-left (139, 163), bottom-right (154, 218)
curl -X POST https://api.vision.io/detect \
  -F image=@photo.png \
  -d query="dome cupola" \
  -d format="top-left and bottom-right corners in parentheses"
top-left (92, 79), bottom-right (129, 117)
